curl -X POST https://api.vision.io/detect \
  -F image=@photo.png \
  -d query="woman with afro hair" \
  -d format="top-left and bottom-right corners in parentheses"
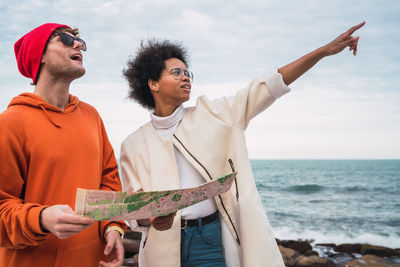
top-left (120, 22), bottom-right (365, 267)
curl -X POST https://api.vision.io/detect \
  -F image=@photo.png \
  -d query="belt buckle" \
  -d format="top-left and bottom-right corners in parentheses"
top-left (181, 218), bottom-right (188, 229)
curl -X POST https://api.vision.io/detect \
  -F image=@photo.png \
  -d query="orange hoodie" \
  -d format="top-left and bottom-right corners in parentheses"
top-left (0, 93), bottom-right (126, 266)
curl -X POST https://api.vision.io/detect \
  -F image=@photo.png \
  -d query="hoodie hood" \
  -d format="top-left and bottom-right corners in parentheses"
top-left (8, 93), bottom-right (80, 128)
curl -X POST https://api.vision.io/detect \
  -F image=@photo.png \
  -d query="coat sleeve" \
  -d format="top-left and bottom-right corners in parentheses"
top-left (201, 69), bottom-right (291, 130)
top-left (98, 118), bottom-right (127, 240)
top-left (0, 112), bottom-right (49, 248)
top-left (120, 138), bottom-right (149, 232)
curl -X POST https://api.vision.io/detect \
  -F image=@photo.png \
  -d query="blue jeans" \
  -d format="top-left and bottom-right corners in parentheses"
top-left (181, 218), bottom-right (226, 267)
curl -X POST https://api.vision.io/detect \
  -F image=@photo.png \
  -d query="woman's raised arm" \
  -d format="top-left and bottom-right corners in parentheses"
top-left (278, 21), bottom-right (365, 86)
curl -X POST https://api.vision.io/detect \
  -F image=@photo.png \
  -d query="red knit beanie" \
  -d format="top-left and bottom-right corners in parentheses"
top-left (14, 23), bottom-right (71, 83)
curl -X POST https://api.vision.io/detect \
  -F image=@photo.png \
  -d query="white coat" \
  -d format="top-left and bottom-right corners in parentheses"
top-left (120, 71), bottom-right (290, 267)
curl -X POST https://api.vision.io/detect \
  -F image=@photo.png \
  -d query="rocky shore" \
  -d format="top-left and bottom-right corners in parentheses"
top-left (121, 229), bottom-right (400, 267)
top-left (277, 239), bottom-right (400, 267)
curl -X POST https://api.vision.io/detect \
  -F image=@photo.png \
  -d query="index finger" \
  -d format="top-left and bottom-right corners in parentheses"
top-left (61, 213), bottom-right (94, 225)
top-left (347, 21), bottom-right (366, 35)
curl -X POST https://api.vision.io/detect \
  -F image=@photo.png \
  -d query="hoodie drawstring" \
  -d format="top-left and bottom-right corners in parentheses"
top-left (39, 104), bottom-right (61, 128)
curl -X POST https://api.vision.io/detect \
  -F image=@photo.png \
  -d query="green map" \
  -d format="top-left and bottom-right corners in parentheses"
top-left (75, 172), bottom-right (236, 221)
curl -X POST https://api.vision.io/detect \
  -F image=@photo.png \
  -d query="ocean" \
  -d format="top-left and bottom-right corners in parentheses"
top-left (252, 159), bottom-right (400, 249)
top-left (118, 159), bottom-right (400, 249)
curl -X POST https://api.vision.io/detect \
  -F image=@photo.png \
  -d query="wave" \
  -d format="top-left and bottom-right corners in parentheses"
top-left (284, 184), bottom-right (326, 194)
top-left (273, 227), bottom-right (400, 249)
top-left (255, 183), bottom-right (268, 190)
top-left (386, 219), bottom-right (400, 227)
top-left (272, 183), bottom-right (398, 195)
top-left (270, 211), bottom-right (301, 219)
top-left (340, 185), bottom-right (370, 193)
top-left (333, 185), bottom-right (398, 194)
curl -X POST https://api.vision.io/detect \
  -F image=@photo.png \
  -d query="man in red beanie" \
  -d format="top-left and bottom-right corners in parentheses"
top-left (0, 23), bottom-right (126, 266)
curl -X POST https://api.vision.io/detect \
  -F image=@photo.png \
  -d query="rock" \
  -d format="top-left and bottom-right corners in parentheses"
top-left (334, 243), bottom-right (364, 254)
top-left (278, 239), bottom-right (313, 254)
top-left (316, 243), bottom-right (336, 248)
top-left (315, 244), bottom-right (336, 258)
top-left (329, 253), bottom-right (355, 266)
top-left (279, 246), bottom-right (335, 267)
top-left (124, 228), bottom-right (142, 240)
top-left (123, 238), bottom-right (140, 257)
top-left (305, 250), bottom-right (319, 257)
top-left (122, 257), bottom-right (138, 267)
top-left (123, 228), bottom-right (141, 261)
top-left (279, 245), bottom-right (300, 266)
top-left (360, 244), bottom-right (400, 257)
top-left (295, 255), bottom-right (335, 267)
top-left (340, 254), bottom-right (400, 267)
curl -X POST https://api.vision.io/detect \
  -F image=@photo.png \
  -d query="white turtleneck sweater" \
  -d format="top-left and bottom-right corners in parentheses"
top-left (150, 105), bottom-right (218, 220)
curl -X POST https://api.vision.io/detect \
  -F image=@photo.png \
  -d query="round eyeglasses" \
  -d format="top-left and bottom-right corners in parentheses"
top-left (167, 68), bottom-right (193, 81)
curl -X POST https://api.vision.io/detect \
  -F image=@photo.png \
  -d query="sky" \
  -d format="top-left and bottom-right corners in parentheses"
top-left (0, 0), bottom-right (399, 159)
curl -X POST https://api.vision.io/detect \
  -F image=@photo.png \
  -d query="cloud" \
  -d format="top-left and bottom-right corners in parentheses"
top-left (1, 0), bottom-right (399, 158)
top-left (245, 84), bottom-right (400, 159)
top-left (66, 77), bottom-right (400, 159)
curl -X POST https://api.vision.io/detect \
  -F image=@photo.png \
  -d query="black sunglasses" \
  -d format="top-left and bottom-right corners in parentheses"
top-left (56, 32), bottom-right (87, 51)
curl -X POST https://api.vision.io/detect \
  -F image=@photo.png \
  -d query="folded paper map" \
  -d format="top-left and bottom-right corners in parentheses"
top-left (75, 172), bottom-right (236, 221)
